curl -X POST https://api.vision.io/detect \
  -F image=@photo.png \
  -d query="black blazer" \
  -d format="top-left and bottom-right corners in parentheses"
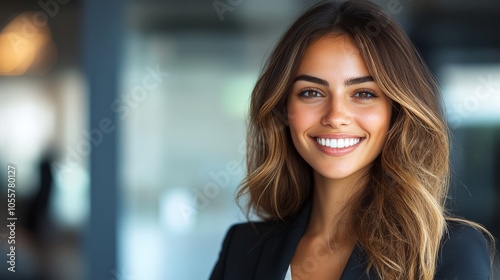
top-left (210, 202), bottom-right (491, 280)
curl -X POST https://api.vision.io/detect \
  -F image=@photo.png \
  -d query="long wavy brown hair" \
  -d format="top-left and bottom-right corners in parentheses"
top-left (237, 0), bottom-right (494, 279)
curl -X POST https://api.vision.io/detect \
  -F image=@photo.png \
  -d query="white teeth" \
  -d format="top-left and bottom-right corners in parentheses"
top-left (331, 139), bottom-right (337, 148)
top-left (315, 137), bottom-right (361, 148)
top-left (338, 139), bottom-right (345, 148)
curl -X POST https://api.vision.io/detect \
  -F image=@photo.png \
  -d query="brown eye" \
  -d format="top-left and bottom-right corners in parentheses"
top-left (299, 89), bottom-right (323, 98)
top-left (353, 90), bottom-right (377, 99)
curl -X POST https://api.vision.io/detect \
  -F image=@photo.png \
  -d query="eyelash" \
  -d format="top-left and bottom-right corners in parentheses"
top-left (297, 88), bottom-right (323, 99)
top-left (353, 89), bottom-right (378, 99)
top-left (297, 88), bottom-right (378, 99)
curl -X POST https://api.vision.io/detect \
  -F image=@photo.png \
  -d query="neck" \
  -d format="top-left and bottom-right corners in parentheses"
top-left (306, 171), bottom-right (366, 242)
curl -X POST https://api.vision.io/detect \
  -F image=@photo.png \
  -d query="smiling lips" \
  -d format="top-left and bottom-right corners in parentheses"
top-left (315, 137), bottom-right (362, 149)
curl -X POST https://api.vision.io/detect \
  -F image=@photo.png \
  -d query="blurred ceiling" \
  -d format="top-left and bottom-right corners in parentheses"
top-left (0, 0), bottom-right (499, 72)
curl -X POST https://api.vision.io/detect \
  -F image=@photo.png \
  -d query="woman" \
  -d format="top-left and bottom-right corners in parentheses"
top-left (210, 0), bottom-right (495, 279)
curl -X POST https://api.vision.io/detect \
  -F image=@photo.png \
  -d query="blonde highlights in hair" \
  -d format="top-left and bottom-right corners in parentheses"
top-left (237, 1), bottom-right (494, 279)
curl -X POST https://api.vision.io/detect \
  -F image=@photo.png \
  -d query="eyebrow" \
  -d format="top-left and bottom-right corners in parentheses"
top-left (345, 76), bottom-right (374, 86)
top-left (294, 75), bottom-right (374, 87)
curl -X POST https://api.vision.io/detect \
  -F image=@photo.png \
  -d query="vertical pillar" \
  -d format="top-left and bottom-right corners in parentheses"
top-left (82, 0), bottom-right (124, 279)
top-left (492, 128), bottom-right (500, 242)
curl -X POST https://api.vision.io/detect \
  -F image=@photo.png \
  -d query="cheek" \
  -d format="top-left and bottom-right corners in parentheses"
top-left (287, 104), bottom-right (316, 135)
top-left (358, 107), bottom-right (391, 135)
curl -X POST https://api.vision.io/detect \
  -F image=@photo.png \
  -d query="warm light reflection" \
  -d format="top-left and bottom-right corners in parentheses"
top-left (0, 11), bottom-right (57, 76)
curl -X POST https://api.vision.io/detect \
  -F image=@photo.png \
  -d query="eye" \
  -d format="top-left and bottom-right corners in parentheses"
top-left (298, 89), bottom-right (324, 99)
top-left (353, 90), bottom-right (377, 99)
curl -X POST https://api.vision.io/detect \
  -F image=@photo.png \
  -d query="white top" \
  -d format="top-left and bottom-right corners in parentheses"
top-left (284, 265), bottom-right (292, 280)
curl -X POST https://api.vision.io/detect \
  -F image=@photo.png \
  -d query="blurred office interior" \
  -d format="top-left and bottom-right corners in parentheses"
top-left (0, 0), bottom-right (499, 279)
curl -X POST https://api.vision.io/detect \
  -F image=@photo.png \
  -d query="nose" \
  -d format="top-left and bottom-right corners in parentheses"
top-left (321, 96), bottom-right (351, 128)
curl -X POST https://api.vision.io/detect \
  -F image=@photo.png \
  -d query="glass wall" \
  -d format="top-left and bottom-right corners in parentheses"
top-left (118, 1), bottom-right (311, 278)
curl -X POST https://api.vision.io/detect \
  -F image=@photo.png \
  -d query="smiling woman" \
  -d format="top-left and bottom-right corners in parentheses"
top-left (287, 35), bottom-right (392, 186)
top-left (209, 1), bottom-right (495, 280)
top-left (286, 35), bottom-right (394, 279)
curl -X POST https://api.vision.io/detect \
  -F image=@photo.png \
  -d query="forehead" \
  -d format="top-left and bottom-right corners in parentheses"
top-left (296, 35), bottom-right (370, 81)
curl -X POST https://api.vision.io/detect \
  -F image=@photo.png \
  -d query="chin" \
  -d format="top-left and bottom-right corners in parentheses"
top-left (313, 165), bottom-right (369, 183)
top-left (316, 170), bottom-right (356, 181)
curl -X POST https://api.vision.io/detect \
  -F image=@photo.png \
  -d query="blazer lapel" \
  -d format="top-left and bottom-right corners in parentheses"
top-left (340, 245), bottom-right (376, 280)
top-left (253, 201), bottom-right (376, 280)
top-left (254, 201), bottom-right (312, 279)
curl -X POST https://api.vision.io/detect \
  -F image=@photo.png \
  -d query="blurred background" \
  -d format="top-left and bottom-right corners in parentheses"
top-left (0, 0), bottom-right (498, 279)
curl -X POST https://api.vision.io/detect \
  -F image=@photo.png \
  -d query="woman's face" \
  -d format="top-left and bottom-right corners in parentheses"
top-left (287, 35), bottom-right (392, 184)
